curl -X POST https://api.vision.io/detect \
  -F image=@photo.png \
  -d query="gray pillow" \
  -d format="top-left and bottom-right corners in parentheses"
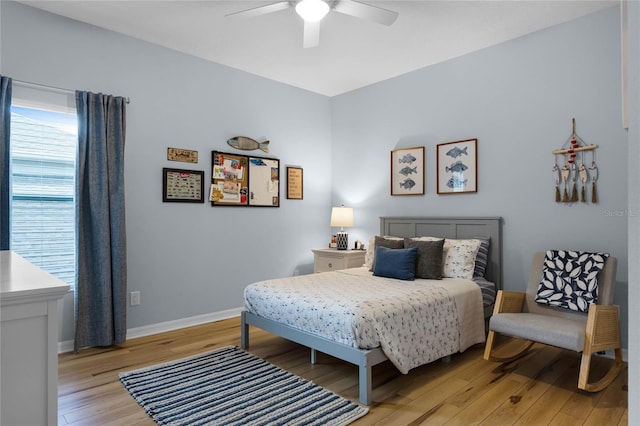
top-left (404, 238), bottom-right (444, 279)
top-left (370, 236), bottom-right (405, 271)
top-left (473, 238), bottom-right (490, 279)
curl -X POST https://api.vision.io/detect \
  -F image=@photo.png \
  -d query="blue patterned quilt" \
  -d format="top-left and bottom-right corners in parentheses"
top-left (243, 267), bottom-right (485, 374)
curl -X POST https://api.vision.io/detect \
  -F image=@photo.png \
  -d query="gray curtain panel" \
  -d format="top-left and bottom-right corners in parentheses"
top-left (0, 76), bottom-right (11, 250)
top-left (74, 91), bottom-right (127, 351)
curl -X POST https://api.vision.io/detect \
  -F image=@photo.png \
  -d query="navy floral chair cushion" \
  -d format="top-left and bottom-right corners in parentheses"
top-left (535, 250), bottom-right (609, 313)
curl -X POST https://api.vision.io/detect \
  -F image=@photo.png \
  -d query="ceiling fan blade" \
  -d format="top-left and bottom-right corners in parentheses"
top-left (332, 0), bottom-right (398, 26)
top-left (226, 1), bottom-right (291, 19)
top-left (303, 20), bottom-right (320, 48)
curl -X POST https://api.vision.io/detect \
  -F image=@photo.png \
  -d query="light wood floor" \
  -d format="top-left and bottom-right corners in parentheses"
top-left (58, 317), bottom-right (628, 425)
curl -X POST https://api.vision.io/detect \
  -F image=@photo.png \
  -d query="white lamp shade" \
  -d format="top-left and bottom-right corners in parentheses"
top-left (295, 0), bottom-right (330, 22)
top-left (330, 206), bottom-right (354, 228)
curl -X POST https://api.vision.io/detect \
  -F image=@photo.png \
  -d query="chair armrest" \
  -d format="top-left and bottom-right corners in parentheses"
top-left (492, 290), bottom-right (526, 314)
top-left (584, 304), bottom-right (621, 353)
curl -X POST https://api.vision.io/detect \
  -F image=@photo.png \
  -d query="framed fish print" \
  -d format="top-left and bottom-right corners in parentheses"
top-left (162, 168), bottom-right (205, 203)
top-left (436, 138), bottom-right (478, 194)
top-left (390, 146), bottom-right (425, 195)
top-left (210, 151), bottom-right (249, 206)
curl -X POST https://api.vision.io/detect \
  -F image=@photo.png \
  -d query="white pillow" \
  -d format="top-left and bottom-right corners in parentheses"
top-left (442, 239), bottom-right (482, 279)
top-left (411, 236), bottom-right (443, 242)
top-left (364, 235), bottom-right (403, 269)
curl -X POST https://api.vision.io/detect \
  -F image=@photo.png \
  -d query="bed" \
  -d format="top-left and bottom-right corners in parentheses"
top-left (241, 216), bottom-right (502, 405)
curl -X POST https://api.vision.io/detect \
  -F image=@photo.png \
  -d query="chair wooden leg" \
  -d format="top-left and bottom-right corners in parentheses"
top-left (578, 304), bottom-right (622, 392)
top-left (484, 330), bottom-right (534, 362)
top-left (578, 348), bottom-right (623, 392)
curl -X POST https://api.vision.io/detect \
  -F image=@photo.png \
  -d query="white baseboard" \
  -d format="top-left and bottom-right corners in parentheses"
top-left (58, 309), bottom-right (629, 364)
top-left (58, 307), bottom-right (243, 354)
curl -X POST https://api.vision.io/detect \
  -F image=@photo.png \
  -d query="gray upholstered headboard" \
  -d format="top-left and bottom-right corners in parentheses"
top-left (380, 216), bottom-right (503, 291)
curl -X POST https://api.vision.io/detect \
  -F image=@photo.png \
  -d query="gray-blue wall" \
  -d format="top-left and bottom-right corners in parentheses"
top-left (1, 1), bottom-right (333, 340)
top-left (0, 1), bottom-right (634, 360)
top-left (331, 5), bottom-right (629, 347)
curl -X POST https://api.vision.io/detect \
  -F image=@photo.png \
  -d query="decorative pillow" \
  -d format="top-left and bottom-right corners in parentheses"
top-left (404, 238), bottom-right (444, 279)
top-left (442, 239), bottom-right (481, 279)
top-left (535, 250), bottom-right (609, 313)
top-left (473, 238), bottom-right (490, 279)
top-left (410, 236), bottom-right (443, 242)
top-left (372, 246), bottom-right (417, 281)
top-left (368, 236), bottom-right (405, 271)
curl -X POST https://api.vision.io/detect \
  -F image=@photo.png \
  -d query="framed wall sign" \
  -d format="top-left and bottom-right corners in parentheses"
top-left (162, 168), bottom-right (205, 203)
top-left (286, 167), bottom-right (303, 200)
top-left (390, 146), bottom-right (425, 195)
top-left (436, 138), bottom-right (478, 194)
top-left (167, 147), bottom-right (198, 163)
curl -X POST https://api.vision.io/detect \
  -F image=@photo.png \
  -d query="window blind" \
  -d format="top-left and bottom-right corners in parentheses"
top-left (10, 106), bottom-right (77, 288)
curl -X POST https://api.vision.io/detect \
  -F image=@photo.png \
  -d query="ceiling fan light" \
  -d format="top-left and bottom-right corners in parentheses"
top-left (295, 0), bottom-right (329, 22)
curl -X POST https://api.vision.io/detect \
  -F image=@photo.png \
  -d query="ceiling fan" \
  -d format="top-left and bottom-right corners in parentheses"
top-left (227, 0), bottom-right (399, 48)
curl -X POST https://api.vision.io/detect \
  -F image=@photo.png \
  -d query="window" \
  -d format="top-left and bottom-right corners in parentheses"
top-left (10, 101), bottom-right (77, 288)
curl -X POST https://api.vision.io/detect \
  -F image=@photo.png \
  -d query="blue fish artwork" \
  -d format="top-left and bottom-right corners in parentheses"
top-left (400, 178), bottom-right (416, 189)
top-left (446, 146), bottom-right (468, 159)
top-left (399, 166), bottom-right (417, 176)
top-left (250, 158), bottom-right (266, 166)
top-left (447, 176), bottom-right (468, 190)
top-left (399, 153), bottom-right (417, 164)
top-left (445, 161), bottom-right (468, 173)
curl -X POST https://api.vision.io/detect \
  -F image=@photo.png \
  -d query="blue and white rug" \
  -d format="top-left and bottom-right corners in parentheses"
top-left (119, 346), bottom-right (368, 425)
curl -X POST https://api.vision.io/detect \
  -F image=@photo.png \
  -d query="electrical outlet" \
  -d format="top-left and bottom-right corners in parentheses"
top-left (130, 291), bottom-right (140, 306)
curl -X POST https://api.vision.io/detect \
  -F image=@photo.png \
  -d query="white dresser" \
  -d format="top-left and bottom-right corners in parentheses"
top-left (1, 251), bottom-right (69, 426)
top-left (312, 248), bottom-right (366, 273)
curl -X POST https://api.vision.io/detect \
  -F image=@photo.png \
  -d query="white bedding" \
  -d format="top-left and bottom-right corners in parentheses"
top-left (243, 267), bottom-right (485, 374)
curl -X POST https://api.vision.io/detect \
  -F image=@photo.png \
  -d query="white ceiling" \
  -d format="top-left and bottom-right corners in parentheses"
top-left (18, 0), bottom-right (616, 97)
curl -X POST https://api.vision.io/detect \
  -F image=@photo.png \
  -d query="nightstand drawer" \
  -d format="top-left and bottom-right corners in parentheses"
top-left (315, 257), bottom-right (341, 273)
top-left (312, 249), bottom-right (366, 273)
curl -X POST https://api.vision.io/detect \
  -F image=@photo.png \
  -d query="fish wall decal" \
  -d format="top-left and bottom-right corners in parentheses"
top-left (227, 136), bottom-right (270, 153)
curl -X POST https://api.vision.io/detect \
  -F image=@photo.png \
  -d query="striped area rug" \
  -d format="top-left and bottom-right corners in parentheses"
top-left (119, 346), bottom-right (368, 425)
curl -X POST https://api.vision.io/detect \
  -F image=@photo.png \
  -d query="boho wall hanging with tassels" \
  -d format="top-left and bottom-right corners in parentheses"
top-left (552, 118), bottom-right (599, 204)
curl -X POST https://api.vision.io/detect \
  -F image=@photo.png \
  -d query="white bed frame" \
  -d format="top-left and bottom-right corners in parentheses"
top-left (241, 216), bottom-right (502, 405)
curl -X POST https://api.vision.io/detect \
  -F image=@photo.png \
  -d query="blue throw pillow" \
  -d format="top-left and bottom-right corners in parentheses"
top-left (373, 246), bottom-right (417, 281)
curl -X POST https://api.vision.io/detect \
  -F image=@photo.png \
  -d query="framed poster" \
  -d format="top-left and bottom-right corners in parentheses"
top-left (210, 151), bottom-right (249, 206)
top-left (286, 167), bottom-right (303, 200)
top-left (248, 155), bottom-right (280, 207)
top-left (436, 138), bottom-right (478, 194)
top-left (390, 146), bottom-right (425, 195)
top-left (162, 168), bottom-right (205, 203)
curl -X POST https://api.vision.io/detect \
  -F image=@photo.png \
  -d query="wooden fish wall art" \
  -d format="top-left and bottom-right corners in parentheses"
top-left (552, 118), bottom-right (598, 204)
top-left (227, 136), bottom-right (269, 153)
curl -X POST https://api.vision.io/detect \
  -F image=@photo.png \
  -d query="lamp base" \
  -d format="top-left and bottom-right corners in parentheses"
top-left (336, 231), bottom-right (349, 250)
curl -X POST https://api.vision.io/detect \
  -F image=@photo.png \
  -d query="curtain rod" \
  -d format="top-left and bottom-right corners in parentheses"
top-left (13, 79), bottom-right (131, 104)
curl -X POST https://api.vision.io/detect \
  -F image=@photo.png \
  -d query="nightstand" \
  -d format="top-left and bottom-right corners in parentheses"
top-left (312, 248), bottom-right (366, 273)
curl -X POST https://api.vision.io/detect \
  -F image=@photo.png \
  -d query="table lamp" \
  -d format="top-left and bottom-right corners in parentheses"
top-left (330, 206), bottom-right (354, 250)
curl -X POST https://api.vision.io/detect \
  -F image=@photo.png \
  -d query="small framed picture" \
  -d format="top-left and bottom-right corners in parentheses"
top-left (162, 168), bottom-right (205, 203)
top-left (286, 167), bottom-right (303, 200)
top-left (436, 138), bottom-right (478, 194)
top-left (390, 146), bottom-right (425, 195)
top-left (167, 147), bottom-right (198, 163)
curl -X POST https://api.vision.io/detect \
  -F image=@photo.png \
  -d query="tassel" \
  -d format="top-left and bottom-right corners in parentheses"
top-left (555, 186), bottom-right (561, 202)
top-left (592, 182), bottom-right (598, 203)
top-left (570, 182), bottom-right (579, 202)
top-left (580, 185), bottom-right (586, 202)
top-left (562, 187), bottom-right (569, 203)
